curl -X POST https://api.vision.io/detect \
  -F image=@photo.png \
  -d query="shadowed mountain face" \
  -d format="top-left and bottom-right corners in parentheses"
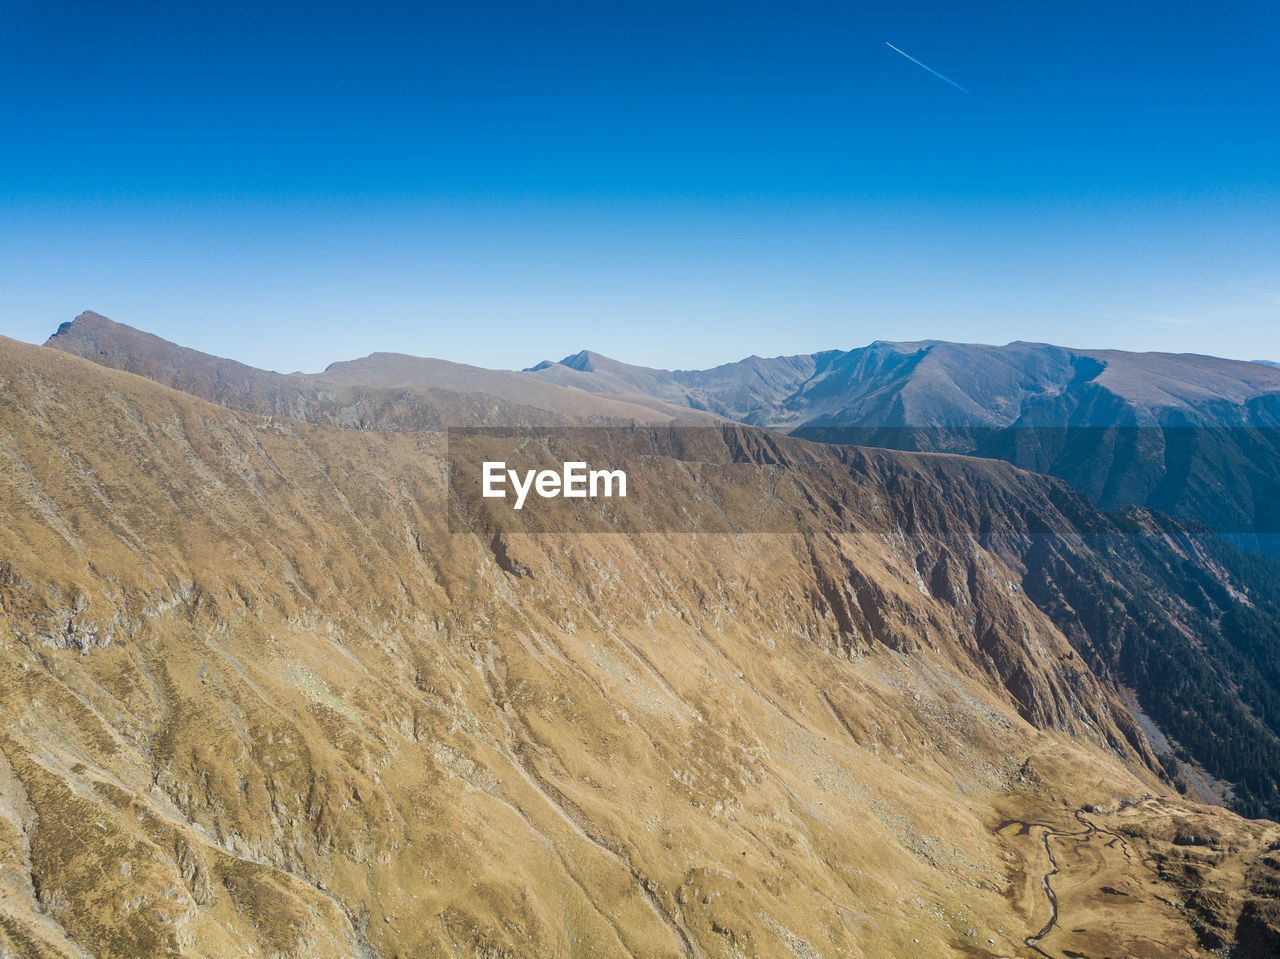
top-left (6, 322), bottom-right (1280, 956)
top-left (528, 341), bottom-right (1280, 551)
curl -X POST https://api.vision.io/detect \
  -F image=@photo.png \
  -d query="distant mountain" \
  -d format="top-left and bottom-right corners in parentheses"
top-left (527, 348), bottom-right (822, 423)
top-left (530, 340), bottom-right (1280, 429)
top-left (45, 311), bottom-right (717, 429)
top-left (530, 341), bottom-right (1280, 549)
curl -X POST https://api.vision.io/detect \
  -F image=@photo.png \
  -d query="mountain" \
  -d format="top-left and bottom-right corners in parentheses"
top-left (527, 349), bottom-right (823, 423)
top-left (4, 324), bottom-right (1280, 956)
top-left (45, 311), bottom-right (718, 429)
top-left (531, 341), bottom-right (1280, 429)
top-left (530, 341), bottom-right (1280, 551)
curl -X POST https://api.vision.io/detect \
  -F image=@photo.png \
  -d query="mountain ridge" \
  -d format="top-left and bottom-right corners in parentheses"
top-left (45, 312), bottom-right (720, 429)
top-left (53, 312), bottom-right (1280, 429)
top-left (524, 340), bottom-right (1280, 551)
top-left (528, 339), bottom-right (1280, 427)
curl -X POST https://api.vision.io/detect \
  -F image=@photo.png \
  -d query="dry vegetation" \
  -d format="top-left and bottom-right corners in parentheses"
top-left (0, 336), bottom-right (1277, 958)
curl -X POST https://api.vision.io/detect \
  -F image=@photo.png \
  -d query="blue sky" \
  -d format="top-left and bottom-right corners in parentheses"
top-left (2, 0), bottom-right (1278, 371)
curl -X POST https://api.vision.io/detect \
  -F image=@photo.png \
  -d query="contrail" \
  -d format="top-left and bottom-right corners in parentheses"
top-left (885, 42), bottom-right (969, 94)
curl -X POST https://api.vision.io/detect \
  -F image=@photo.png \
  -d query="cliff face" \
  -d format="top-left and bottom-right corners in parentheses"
top-left (2, 334), bottom-right (1280, 958)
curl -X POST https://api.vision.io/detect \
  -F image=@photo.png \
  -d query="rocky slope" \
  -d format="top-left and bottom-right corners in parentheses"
top-left (2, 333), bottom-right (1280, 957)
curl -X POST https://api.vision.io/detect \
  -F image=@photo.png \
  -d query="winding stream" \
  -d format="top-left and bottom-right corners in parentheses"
top-left (996, 805), bottom-right (1135, 958)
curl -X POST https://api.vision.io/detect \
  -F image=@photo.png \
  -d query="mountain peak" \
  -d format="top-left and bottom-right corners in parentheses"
top-left (559, 349), bottom-right (608, 372)
top-left (49, 310), bottom-right (118, 341)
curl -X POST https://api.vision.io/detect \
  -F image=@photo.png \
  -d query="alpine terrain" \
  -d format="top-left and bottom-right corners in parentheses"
top-left (0, 313), bottom-right (1278, 958)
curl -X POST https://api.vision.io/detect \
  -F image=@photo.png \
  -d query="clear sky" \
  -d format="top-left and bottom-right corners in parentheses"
top-left (2, 1), bottom-right (1278, 372)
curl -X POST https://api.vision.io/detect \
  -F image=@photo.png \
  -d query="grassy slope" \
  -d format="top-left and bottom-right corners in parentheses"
top-left (0, 337), bottom-right (1277, 958)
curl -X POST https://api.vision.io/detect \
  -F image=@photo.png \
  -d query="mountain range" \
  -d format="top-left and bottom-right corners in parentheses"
top-left (527, 341), bottom-right (1280, 554)
top-left (50, 313), bottom-right (1280, 553)
top-left (529, 341), bottom-right (1280, 429)
top-left (1, 311), bottom-right (1279, 957)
